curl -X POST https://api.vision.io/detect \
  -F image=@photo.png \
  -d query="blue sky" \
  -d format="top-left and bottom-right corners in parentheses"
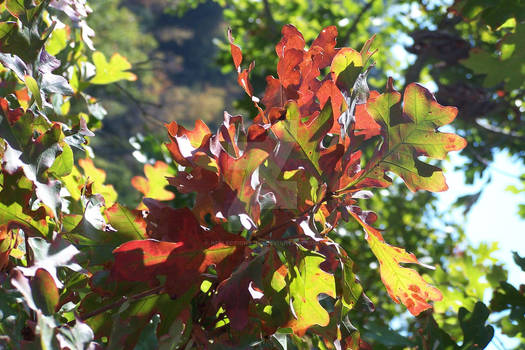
top-left (438, 152), bottom-right (525, 286)
top-left (438, 152), bottom-right (524, 349)
top-left (372, 3), bottom-right (524, 346)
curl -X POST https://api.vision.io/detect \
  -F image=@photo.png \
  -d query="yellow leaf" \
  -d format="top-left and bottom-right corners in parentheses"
top-left (90, 52), bottom-right (137, 85)
top-left (78, 158), bottom-right (117, 207)
top-left (350, 210), bottom-right (442, 315)
top-left (131, 161), bottom-right (175, 209)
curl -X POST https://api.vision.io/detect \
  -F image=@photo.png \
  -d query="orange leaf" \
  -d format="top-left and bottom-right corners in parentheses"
top-left (349, 209), bottom-right (442, 315)
top-left (131, 161), bottom-right (175, 209)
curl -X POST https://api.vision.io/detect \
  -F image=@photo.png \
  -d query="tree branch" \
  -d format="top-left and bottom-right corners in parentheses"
top-left (252, 192), bottom-right (334, 240)
top-left (77, 285), bottom-right (164, 322)
top-left (403, 53), bottom-right (428, 90)
top-left (339, 0), bottom-right (375, 46)
top-left (474, 118), bottom-right (525, 140)
top-left (262, 0), bottom-right (278, 36)
top-left (113, 83), bottom-right (165, 128)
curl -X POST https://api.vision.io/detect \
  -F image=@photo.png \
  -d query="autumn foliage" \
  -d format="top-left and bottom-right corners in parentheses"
top-left (112, 25), bottom-right (466, 345)
top-left (0, 1), bottom-right (467, 348)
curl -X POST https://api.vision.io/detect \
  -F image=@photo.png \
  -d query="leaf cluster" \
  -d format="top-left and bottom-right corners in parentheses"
top-left (0, 1), bottom-right (512, 349)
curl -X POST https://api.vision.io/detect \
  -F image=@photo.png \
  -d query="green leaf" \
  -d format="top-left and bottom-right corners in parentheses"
top-left (6, 0), bottom-right (47, 26)
top-left (0, 116), bottom-right (66, 218)
top-left (0, 21), bottom-right (16, 40)
top-left (25, 124), bottom-right (63, 182)
top-left (0, 53), bottom-right (28, 81)
top-left (105, 204), bottom-right (146, 240)
top-left (490, 281), bottom-right (525, 337)
top-left (362, 322), bottom-right (413, 348)
top-left (458, 302), bottom-right (494, 349)
top-left (25, 75), bottom-right (42, 109)
top-left (31, 269), bottom-right (59, 315)
top-left (18, 237), bottom-right (84, 289)
top-left (363, 80), bottom-right (467, 192)
top-left (0, 14), bottom-right (48, 62)
top-left (78, 158), bottom-right (118, 207)
top-left (350, 210), bottom-right (442, 316)
top-left (131, 161), bottom-right (175, 206)
top-left (330, 48), bottom-right (363, 91)
top-left (0, 201), bottom-right (48, 234)
top-left (90, 52), bottom-right (137, 85)
top-left (5, 0), bottom-right (25, 20)
top-left (461, 23), bottom-right (525, 90)
top-left (47, 143), bottom-right (73, 177)
top-left (0, 284), bottom-right (27, 346)
top-left (285, 247), bottom-right (336, 336)
top-left (45, 26), bottom-right (68, 56)
top-left (10, 268), bottom-right (58, 316)
top-left (271, 101), bottom-right (333, 178)
top-left (134, 314), bottom-right (160, 350)
top-left (512, 251), bottom-right (525, 271)
top-left (0, 103), bottom-right (32, 150)
top-left (66, 202), bottom-right (144, 266)
top-left (55, 318), bottom-right (96, 350)
top-left (0, 174), bottom-right (49, 236)
top-left (415, 313), bottom-right (459, 350)
top-left (340, 254), bottom-right (363, 310)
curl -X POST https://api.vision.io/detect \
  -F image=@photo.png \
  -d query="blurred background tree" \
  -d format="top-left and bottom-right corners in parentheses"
top-left (84, 0), bottom-right (524, 348)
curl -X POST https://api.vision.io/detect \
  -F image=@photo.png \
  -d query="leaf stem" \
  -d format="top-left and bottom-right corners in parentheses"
top-left (77, 285), bottom-right (164, 322)
top-left (24, 232), bottom-right (32, 269)
top-left (252, 192), bottom-right (334, 240)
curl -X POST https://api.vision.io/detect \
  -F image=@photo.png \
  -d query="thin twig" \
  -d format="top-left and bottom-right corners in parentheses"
top-left (262, 0), bottom-right (278, 36)
top-left (252, 192), bottom-right (334, 240)
top-left (114, 83), bottom-right (162, 109)
top-left (77, 285), bottom-right (164, 322)
top-left (403, 53), bottom-right (428, 90)
top-left (468, 147), bottom-right (523, 180)
top-left (113, 83), bottom-right (166, 128)
top-left (493, 335), bottom-right (507, 350)
top-left (24, 232), bottom-right (32, 267)
top-left (131, 56), bottom-right (168, 67)
top-left (474, 119), bottom-right (525, 141)
top-left (24, 232), bottom-right (36, 322)
top-left (339, 0), bottom-right (375, 46)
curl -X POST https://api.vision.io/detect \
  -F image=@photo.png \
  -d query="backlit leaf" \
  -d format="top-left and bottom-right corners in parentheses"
top-left (112, 239), bottom-right (238, 295)
top-left (285, 247), bottom-right (336, 336)
top-left (331, 48), bottom-right (363, 91)
top-left (131, 161), bottom-right (175, 209)
top-left (78, 158), bottom-right (117, 206)
top-left (90, 52), bottom-right (137, 85)
top-left (112, 203), bottom-right (246, 296)
top-left (350, 210), bottom-right (442, 315)
top-left (18, 237), bottom-right (84, 288)
top-left (271, 101), bottom-right (333, 178)
top-left (361, 80), bottom-right (467, 192)
top-left (106, 204), bottom-right (146, 240)
top-left (31, 268), bottom-right (59, 315)
top-left (25, 75), bottom-right (42, 109)
top-left (0, 21), bottom-right (16, 40)
top-left (10, 268), bottom-right (58, 315)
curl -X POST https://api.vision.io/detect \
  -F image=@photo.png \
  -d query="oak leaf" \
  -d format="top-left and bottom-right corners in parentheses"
top-left (349, 209), bottom-right (442, 315)
top-left (360, 79), bottom-right (467, 192)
